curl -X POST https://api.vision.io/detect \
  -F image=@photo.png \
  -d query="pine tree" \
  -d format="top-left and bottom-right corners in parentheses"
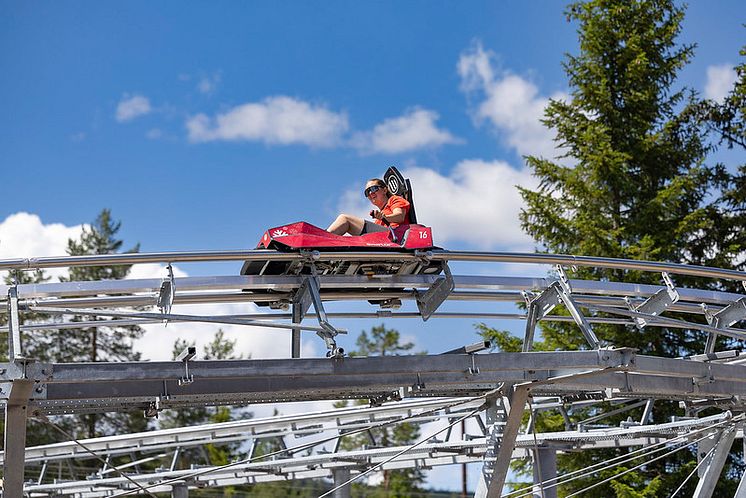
top-left (59, 209), bottom-right (149, 439)
top-left (158, 329), bottom-right (248, 468)
top-left (688, 42), bottom-right (746, 284)
top-left (479, 1), bottom-right (740, 495)
top-left (338, 324), bottom-right (425, 497)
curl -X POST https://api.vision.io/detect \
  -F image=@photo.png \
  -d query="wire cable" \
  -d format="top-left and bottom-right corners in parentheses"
top-left (564, 431), bottom-right (719, 497)
top-left (318, 406), bottom-right (482, 498)
top-left (502, 414), bottom-right (741, 498)
top-left (669, 426), bottom-right (734, 498)
top-left (527, 398), bottom-right (546, 498)
top-left (37, 415), bottom-right (159, 498)
top-left (105, 394), bottom-right (487, 497)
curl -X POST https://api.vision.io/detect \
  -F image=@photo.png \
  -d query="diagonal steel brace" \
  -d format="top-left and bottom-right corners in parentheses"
top-left (295, 272), bottom-right (343, 357)
top-left (524, 267), bottom-right (600, 351)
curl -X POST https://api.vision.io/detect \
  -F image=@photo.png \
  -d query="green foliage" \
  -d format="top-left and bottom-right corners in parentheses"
top-left (686, 41), bottom-right (746, 294)
top-left (159, 329), bottom-right (248, 470)
top-left (475, 323), bottom-right (523, 352)
top-left (338, 324), bottom-right (426, 496)
top-left (351, 323), bottom-right (416, 356)
top-left (479, 1), bottom-right (746, 496)
top-left (59, 209), bottom-right (144, 365)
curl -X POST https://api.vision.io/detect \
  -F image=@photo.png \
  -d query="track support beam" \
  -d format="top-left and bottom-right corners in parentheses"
top-left (332, 468), bottom-right (351, 498)
top-left (693, 425), bottom-right (736, 498)
top-left (532, 447), bottom-right (557, 498)
top-left (475, 384), bottom-right (530, 498)
top-left (3, 379), bottom-right (33, 497)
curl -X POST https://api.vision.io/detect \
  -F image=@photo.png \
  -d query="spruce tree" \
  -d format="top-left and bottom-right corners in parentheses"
top-left (338, 325), bottom-right (425, 497)
top-left (479, 1), bottom-right (740, 495)
top-left (59, 209), bottom-right (148, 439)
top-left (158, 329), bottom-right (247, 470)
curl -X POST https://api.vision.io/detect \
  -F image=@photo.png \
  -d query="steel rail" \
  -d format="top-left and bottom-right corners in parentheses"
top-left (8, 311), bottom-right (746, 339)
top-left (1, 249), bottom-right (744, 282)
top-left (27, 307), bottom-right (348, 334)
top-left (2, 275), bottom-right (743, 304)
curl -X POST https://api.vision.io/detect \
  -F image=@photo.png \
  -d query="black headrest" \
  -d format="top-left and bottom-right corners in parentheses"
top-left (384, 166), bottom-right (408, 196)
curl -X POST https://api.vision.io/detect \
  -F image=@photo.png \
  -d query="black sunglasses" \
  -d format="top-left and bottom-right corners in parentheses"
top-left (364, 185), bottom-right (383, 198)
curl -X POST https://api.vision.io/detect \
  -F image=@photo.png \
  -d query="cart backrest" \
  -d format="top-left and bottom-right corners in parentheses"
top-left (384, 166), bottom-right (418, 224)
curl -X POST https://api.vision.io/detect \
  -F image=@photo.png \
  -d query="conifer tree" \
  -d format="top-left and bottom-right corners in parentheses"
top-left (338, 325), bottom-right (425, 497)
top-left (158, 329), bottom-right (247, 469)
top-left (480, 1), bottom-right (741, 495)
top-left (60, 209), bottom-right (148, 439)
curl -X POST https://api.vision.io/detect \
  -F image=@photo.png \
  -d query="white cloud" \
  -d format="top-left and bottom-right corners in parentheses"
top-left (0, 212), bottom-right (84, 281)
top-left (146, 128), bottom-right (163, 139)
top-left (0, 212), bottom-right (322, 361)
top-left (115, 94), bottom-right (152, 122)
top-left (705, 64), bottom-right (737, 102)
top-left (134, 301), bottom-right (320, 361)
top-left (197, 72), bottom-right (221, 95)
top-left (337, 162), bottom-right (537, 250)
top-left (458, 42), bottom-right (566, 159)
top-left (186, 96), bottom-right (349, 147)
top-left (352, 108), bottom-right (461, 154)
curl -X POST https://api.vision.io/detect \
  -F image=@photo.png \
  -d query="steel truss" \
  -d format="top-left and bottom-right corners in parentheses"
top-left (1, 249), bottom-right (745, 497)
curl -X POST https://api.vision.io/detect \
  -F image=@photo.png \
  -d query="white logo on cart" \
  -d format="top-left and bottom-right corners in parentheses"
top-left (271, 229), bottom-right (289, 238)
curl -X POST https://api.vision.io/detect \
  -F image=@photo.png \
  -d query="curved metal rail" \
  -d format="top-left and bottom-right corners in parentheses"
top-left (1, 248), bottom-right (744, 282)
top-left (1, 249), bottom-right (746, 497)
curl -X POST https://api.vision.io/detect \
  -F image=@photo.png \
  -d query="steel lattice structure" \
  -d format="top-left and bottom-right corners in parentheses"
top-left (1, 249), bottom-right (746, 497)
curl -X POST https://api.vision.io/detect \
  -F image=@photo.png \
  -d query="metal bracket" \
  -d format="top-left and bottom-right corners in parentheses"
top-left (415, 264), bottom-right (455, 321)
top-left (177, 346), bottom-right (196, 386)
top-left (156, 264), bottom-right (176, 322)
top-left (144, 398), bottom-right (162, 418)
top-left (707, 297), bottom-right (746, 329)
top-left (523, 283), bottom-right (562, 352)
top-left (524, 274), bottom-right (601, 351)
top-left (702, 296), bottom-right (746, 354)
top-left (625, 272), bottom-right (679, 329)
top-left (7, 286), bottom-right (23, 361)
top-left (377, 298), bottom-right (402, 309)
top-left (295, 267), bottom-right (343, 358)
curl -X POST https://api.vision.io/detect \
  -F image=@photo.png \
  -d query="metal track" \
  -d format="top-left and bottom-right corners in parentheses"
top-left (1, 249), bottom-right (746, 497)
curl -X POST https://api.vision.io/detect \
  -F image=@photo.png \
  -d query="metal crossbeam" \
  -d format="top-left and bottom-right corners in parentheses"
top-left (8, 350), bottom-right (746, 416)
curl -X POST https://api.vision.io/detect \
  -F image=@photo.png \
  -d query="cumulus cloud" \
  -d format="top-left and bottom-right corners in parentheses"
top-left (186, 96), bottom-right (349, 147)
top-left (0, 212), bottom-right (320, 361)
top-left (135, 301), bottom-right (320, 361)
top-left (197, 72), bottom-right (221, 95)
top-left (337, 162), bottom-right (537, 250)
top-left (115, 94), bottom-right (152, 122)
top-left (705, 64), bottom-right (737, 102)
top-left (0, 212), bottom-right (84, 281)
top-left (458, 42), bottom-right (566, 159)
top-left (352, 108), bottom-right (461, 154)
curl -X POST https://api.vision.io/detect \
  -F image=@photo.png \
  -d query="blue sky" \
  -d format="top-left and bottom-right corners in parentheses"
top-left (2, 1), bottom-right (741, 254)
top-left (1, 1), bottom-right (744, 490)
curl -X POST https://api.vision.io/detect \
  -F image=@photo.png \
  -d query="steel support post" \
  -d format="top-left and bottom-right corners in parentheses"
top-left (475, 385), bottom-right (530, 498)
top-left (7, 286), bottom-right (22, 361)
top-left (738, 427), bottom-right (746, 498)
top-left (291, 303), bottom-right (302, 359)
top-left (3, 379), bottom-right (33, 497)
top-left (736, 461), bottom-right (746, 498)
top-left (172, 482), bottom-right (189, 498)
top-left (532, 448), bottom-right (557, 498)
top-left (332, 468), bottom-right (351, 498)
top-left (693, 426), bottom-right (736, 498)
